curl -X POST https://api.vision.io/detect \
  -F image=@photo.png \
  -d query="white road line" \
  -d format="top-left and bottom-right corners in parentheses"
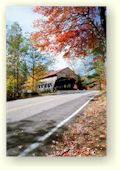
top-left (19, 94), bottom-right (96, 157)
top-left (7, 99), bottom-right (54, 112)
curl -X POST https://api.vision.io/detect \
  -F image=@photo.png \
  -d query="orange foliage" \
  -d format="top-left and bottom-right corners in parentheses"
top-left (31, 7), bottom-right (101, 58)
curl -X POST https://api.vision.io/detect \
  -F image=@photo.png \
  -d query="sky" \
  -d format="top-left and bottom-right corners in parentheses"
top-left (6, 6), bottom-right (93, 76)
top-left (6, 6), bottom-right (70, 70)
top-left (6, 6), bottom-right (38, 34)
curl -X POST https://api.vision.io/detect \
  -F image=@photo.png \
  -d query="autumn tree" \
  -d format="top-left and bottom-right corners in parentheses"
top-left (23, 64), bottom-right (47, 92)
top-left (24, 44), bottom-right (51, 92)
top-left (20, 60), bottom-right (29, 83)
top-left (6, 22), bottom-right (28, 99)
top-left (6, 22), bottom-right (54, 100)
top-left (82, 55), bottom-right (106, 90)
top-left (31, 7), bottom-right (106, 60)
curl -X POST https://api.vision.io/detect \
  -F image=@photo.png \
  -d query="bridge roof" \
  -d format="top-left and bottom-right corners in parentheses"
top-left (44, 67), bottom-right (68, 78)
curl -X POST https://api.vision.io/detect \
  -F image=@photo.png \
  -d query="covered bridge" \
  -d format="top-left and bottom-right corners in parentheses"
top-left (37, 67), bottom-right (78, 93)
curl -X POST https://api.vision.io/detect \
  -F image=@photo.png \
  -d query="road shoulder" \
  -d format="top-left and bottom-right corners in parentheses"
top-left (30, 93), bottom-right (106, 156)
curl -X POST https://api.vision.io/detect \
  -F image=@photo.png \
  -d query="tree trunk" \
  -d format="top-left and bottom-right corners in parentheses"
top-left (99, 7), bottom-right (106, 38)
top-left (32, 62), bottom-right (35, 92)
top-left (98, 79), bottom-right (102, 90)
top-left (16, 60), bottom-right (19, 97)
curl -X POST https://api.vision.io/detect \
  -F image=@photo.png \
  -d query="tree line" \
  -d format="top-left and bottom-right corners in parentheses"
top-left (6, 22), bottom-right (53, 100)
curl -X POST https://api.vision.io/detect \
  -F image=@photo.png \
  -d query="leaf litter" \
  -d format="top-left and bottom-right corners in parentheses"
top-left (47, 93), bottom-right (107, 157)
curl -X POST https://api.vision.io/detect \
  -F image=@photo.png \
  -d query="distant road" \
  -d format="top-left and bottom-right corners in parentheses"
top-left (7, 90), bottom-right (98, 123)
top-left (7, 90), bottom-right (99, 156)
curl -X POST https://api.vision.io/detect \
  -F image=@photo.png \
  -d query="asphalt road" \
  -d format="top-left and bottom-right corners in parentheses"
top-left (7, 90), bottom-right (98, 156)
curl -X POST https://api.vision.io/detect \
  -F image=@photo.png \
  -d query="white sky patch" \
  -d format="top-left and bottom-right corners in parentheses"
top-left (6, 6), bottom-right (40, 34)
top-left (53, 52), bottom-right (69, 70)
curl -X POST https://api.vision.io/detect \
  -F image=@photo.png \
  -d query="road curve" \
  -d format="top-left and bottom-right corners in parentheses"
top-left (7, 90), bottom-right (98, 156)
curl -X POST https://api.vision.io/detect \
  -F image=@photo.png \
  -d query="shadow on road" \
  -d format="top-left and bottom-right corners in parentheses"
top-left (7, 119), bottom-right (56, 156)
